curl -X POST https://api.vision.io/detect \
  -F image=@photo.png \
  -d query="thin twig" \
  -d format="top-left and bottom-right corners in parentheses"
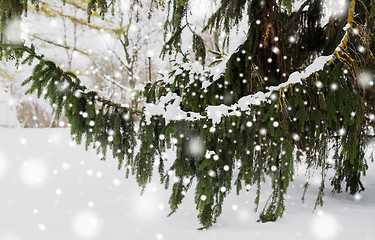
top-left (286, 0), bottom-right (312, 31)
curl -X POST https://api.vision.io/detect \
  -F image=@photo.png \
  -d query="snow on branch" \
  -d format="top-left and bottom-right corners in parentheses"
top-left (161, 30), bottom-right (248, 87)
top-left (144, 52), bottom-right (334, 125)
top-left (145, 92), bottom-right (204, 124)
top-left (144, 17), bottom-right (353, 126)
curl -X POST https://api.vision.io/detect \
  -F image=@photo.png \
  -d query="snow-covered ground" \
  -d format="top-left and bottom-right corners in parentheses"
top-left (0, 128), bottom-right (374, 240)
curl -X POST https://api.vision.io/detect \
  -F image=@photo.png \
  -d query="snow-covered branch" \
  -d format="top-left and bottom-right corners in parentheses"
top-left (144, 23), bottom-right (352, 126)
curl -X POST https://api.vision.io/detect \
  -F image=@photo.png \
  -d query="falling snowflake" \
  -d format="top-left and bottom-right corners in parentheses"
top-left (72, 210), bottom-right (102, 238)
top-left (358, 71), bottom-right (374, 89)
top-left (0, 152), bottom-right (8, 178)
top-left (19, 158), bottom-right (48, 187)
top-left (310, 210), bottom-right (341, 239)
top-left (188, 137), bottom-right (204, 157)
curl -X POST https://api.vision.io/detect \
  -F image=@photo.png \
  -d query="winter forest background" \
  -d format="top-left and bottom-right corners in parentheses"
top-left (0, 0), bottom-right (375, 239)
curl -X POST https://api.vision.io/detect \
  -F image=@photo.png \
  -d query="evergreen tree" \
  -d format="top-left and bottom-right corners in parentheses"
top-left (1, 0), bottom-right (375, 229)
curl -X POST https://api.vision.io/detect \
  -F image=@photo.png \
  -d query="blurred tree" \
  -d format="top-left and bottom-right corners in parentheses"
top-left (25, 0), bottom-right (165, 109)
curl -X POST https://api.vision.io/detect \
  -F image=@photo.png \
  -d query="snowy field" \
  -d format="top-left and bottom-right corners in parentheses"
top-left (0, 128), bottom-right (374, 240)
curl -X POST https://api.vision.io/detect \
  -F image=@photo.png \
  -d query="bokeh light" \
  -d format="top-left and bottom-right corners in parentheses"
top-left (72, 210), bottom-right (102, 239)
top-left (310, 210), bottom-right (341, 239)
top-left (19, 158), bottom-right (48, 187)
top-left (0, 152), bottom-right (8, 178)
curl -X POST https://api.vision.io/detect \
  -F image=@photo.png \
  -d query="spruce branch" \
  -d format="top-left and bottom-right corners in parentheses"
top-left (2, 0), bottom-right (375, 231)
top-left (0, 43), bottom-right (142, 116)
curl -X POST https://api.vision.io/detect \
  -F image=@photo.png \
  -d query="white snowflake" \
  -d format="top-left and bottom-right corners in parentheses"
top-left (310, 210), bottom-right (341, 240)
top-left (0, 152), bottom-right (8, 178)
top-left (20, 158), bottom-right (48, 187)
top-left (72, 210), bottom-right (102, 238)
top-left (188, 137), bottom-right (204, 157)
